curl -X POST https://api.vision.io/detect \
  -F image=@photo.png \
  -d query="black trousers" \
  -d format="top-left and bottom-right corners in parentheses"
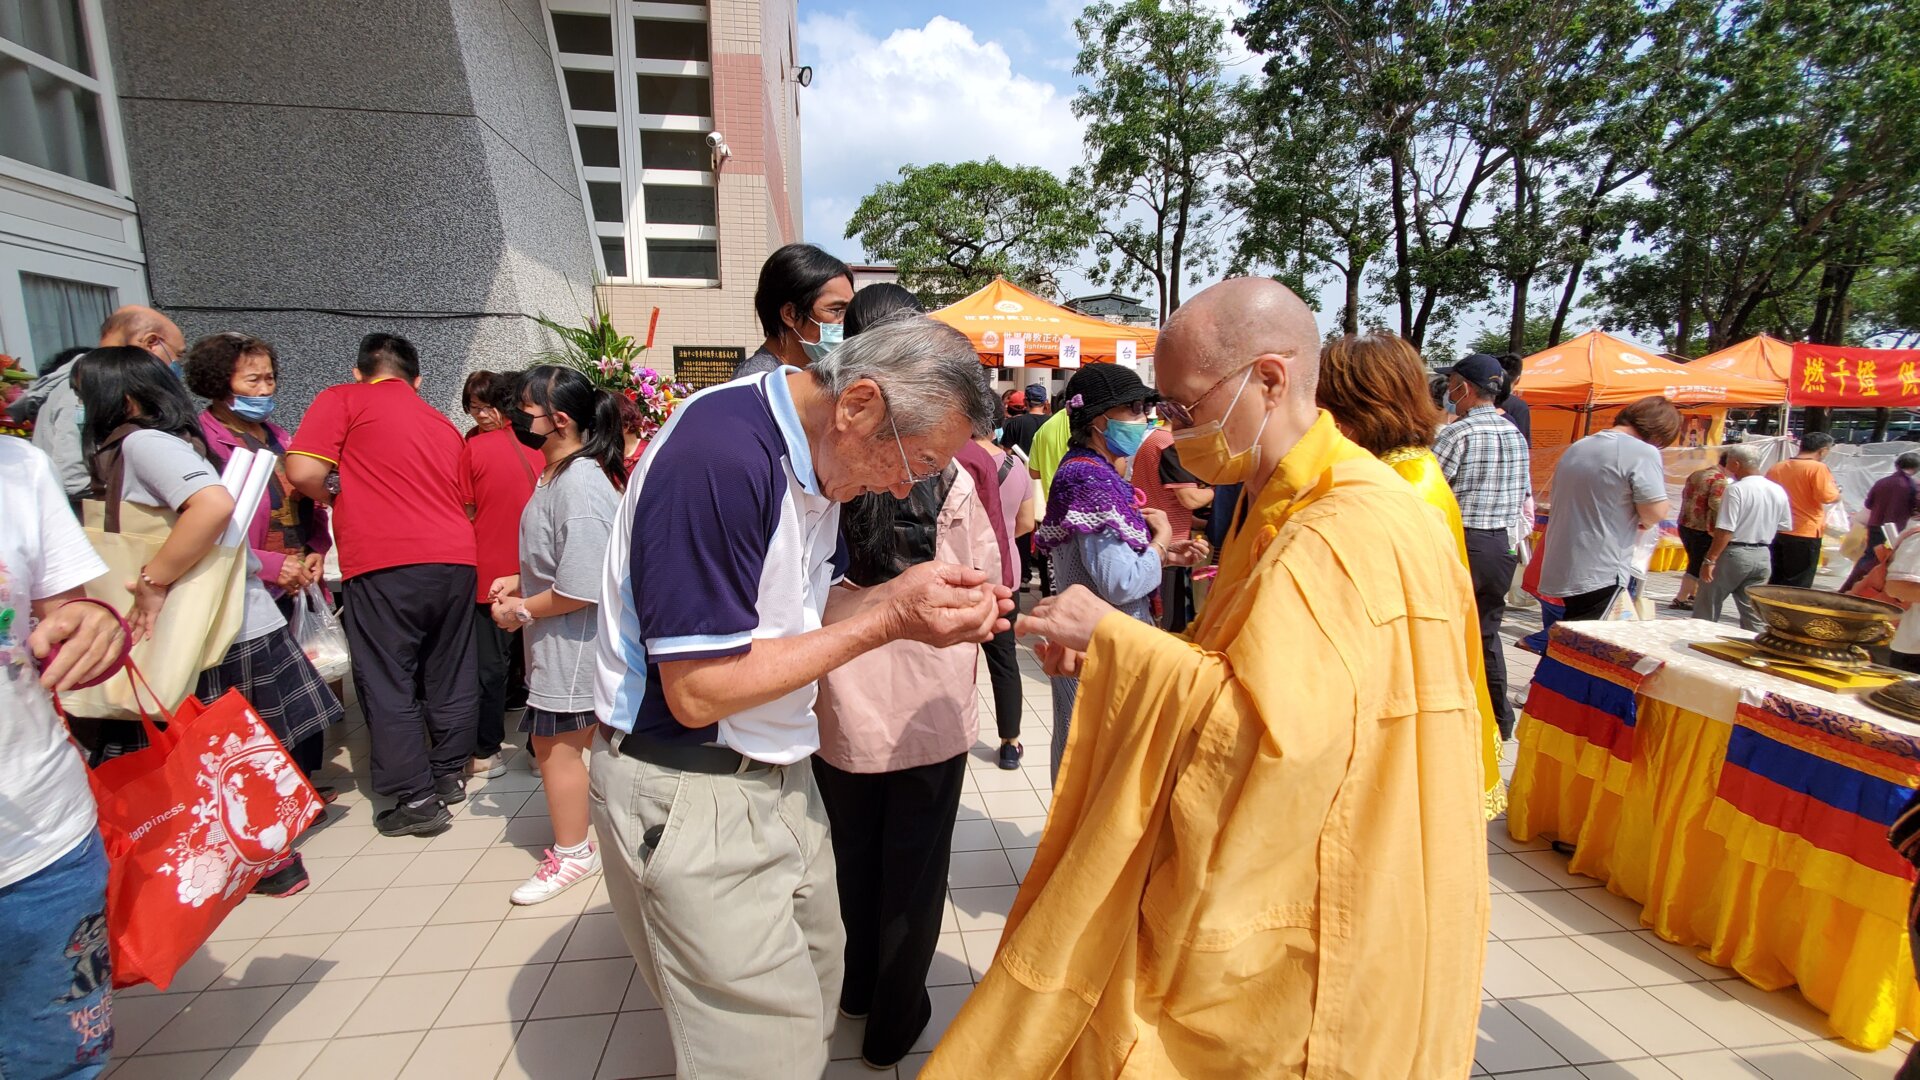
top-left (342, 564), bottom-right (480, 802)
top-left (982, 625), bottom-right (1021, 742)
top-left (1159, 566), bottom-right (1194, 633)
top-left (1464, 528), bottom-right (1519, 739)
top-left (471, 608), bottom-right (525, 758)
top-left (1769, 534), bottom-right (1822, 588)
top-left (814, 752), bottom-right (966, 1064)
top-left (1560, 583), bottom-right (1624, 622)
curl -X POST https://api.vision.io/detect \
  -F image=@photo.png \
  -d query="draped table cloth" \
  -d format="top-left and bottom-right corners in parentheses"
top-left (1509, 618), bottom-right (1920, 1048)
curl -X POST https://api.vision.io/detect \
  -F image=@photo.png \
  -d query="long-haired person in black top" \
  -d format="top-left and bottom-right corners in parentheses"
top-left (489, 366), bottom-right (628, 905)
top-left (70, 346), bottom-right (343, 896)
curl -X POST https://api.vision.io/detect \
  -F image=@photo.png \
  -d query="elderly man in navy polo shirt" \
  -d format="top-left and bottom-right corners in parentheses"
top-left (592, 315), bottom-right (1008, 1077)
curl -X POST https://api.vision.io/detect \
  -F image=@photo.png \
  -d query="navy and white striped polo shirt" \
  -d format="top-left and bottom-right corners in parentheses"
top-left (593, 368), bottom-right (848, 764)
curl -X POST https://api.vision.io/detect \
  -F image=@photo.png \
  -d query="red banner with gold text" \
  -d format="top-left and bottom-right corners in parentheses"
top-left (1790, 344), bottom-right (1920, 408)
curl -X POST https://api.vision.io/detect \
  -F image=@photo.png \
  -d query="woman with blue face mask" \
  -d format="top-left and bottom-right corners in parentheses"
top-left (185, 333), bottom-right (332, 613)
top-left (1032, 364), bottom-right (1210, 782)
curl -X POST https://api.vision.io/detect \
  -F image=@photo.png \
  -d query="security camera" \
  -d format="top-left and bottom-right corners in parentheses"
top-left (705, 131), bottom-right (725, 149)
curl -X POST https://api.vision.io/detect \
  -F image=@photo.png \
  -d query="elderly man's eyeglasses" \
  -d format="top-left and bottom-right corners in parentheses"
top-left (877, 388), bottom-right (941, 485)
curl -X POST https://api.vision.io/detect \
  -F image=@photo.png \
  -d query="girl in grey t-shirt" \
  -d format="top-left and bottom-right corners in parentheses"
top-left (486, 367), bottom-right (625, 906)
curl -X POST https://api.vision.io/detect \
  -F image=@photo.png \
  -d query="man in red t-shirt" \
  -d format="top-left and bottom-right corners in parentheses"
top-left (459, 372), bottom-right (544, 779)
top-left (287, 334), bottom-right (480, 838)
top-left (1134, 426), bottom-right (1211, 632)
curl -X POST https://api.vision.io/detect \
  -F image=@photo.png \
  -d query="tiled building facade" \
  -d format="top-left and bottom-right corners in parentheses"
top-left (544, 0), bottom-right (804, 375)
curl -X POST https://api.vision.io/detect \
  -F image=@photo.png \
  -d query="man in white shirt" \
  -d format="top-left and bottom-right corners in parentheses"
top-left (1694, 443), bottom-right (1792, 630)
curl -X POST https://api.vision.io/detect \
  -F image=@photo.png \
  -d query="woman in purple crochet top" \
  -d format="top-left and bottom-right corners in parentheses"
top-left (1033, 365), bottom-right (1209, 783)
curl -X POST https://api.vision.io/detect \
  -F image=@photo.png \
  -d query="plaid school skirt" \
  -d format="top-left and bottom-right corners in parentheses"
top-left (520, 706), bottom-right (595, 738)
top-left (194, 626), bottom-right (345, 750)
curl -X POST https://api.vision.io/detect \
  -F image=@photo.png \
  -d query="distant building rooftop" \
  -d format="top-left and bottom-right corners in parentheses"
top-left (1068, 292), bottom-right (1156, 326)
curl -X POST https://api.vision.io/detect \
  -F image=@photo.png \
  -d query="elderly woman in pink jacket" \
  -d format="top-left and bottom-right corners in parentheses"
top-left (811, 285), bottom-right (1004, 1070)
top-left (185, 333), bottom-right (333, 610)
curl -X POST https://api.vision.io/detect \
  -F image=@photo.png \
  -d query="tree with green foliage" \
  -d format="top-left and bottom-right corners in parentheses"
top-left (1226, 76), bottom-right (1389, 334)
top-left (844, 159), bottom-right (1097, 306)
top-left (1074, 0), bottom-right (1237, 323)
top-left (1593, 0), bottom-right (1920, 352)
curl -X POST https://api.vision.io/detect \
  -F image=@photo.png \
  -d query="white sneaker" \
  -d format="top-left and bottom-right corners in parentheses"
top-left (510, 845), bottom-right (600, 906)
top-left (466, 754), bottom-right (507, 779)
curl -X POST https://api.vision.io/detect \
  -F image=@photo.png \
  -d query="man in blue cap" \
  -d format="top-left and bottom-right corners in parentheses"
top-left (1433, 353), bottom-right (1531, 739)
top-left (999, 383), bottom-right (1050, 457)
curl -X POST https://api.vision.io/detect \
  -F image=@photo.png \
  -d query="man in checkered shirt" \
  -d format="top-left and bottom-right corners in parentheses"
top-left (1433, 353), bottom-right (1531, 739)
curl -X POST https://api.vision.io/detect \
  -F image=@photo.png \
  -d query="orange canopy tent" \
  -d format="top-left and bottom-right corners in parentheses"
top-left (1689, 334), bottom-right (1793, 402)
top-left (930, 278), bottom-right (1158, 367)
top-left (1514, 330), bottom-right (1781, 505)
top-left (1515, 330), bottom-right (1781, 409)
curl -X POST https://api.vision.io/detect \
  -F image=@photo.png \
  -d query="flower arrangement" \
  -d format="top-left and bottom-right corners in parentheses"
top-left (0, 355), bottom-right (33, 439)
top-left (624, 363), bottom-right (691, 443)
top-left (536, 304), bottom-right (687, 440)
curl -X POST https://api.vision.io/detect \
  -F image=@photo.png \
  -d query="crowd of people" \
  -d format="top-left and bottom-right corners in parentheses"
top-left (4, 239), bottom-right (1917, 1079)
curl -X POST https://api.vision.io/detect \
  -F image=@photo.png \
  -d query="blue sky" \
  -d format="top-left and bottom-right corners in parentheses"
top-left (787, 0), bottom-right (1531, 347)
top-left (794, 0), bottom-right (1092, 275)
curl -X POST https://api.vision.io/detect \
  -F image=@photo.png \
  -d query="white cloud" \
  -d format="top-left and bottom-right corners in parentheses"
top-left (797, 14), bottom-right (1087, 264)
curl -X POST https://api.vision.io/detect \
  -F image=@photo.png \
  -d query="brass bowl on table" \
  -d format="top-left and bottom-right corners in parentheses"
top-left (1742, 585), bottom-right (1902, 670)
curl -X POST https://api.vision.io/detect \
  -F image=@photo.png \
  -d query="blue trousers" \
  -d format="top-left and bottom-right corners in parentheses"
top-left (0, 831), bottom-right (112, 1078)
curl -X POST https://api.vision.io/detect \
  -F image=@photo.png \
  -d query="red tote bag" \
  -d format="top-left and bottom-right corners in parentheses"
top-left (77, 671), bottom-right (326, 990)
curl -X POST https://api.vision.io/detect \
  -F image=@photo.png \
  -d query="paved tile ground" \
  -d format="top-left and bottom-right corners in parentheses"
top-left (102, 572), bottom-right (1916, 1079)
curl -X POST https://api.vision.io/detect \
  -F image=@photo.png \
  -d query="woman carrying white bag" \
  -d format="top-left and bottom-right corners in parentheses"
top-left (71, 347), bottom-right (343, 898)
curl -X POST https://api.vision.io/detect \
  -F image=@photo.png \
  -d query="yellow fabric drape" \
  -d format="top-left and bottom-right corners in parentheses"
top-left (1382, 445), bottom-right (1508, 820)
top-left (1510, 699), bottom-right (1920, 1048)
top-left (926, 413), bottom-right (1489, 1079)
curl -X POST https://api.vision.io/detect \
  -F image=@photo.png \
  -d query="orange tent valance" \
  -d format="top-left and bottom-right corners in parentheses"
top-left (1515, 330), bottom-right (1780, 409)
top-left (930, 278), bottom-right (1158, 368)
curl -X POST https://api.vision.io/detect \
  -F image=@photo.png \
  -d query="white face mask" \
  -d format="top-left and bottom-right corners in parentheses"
top-left (800, 318), bottom-right (842, 364)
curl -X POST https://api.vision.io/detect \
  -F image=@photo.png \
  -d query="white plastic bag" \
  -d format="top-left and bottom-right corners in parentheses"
top-left (1630, 527), bottom-right (1661, 578)
top-left (291, 583), bottom-right (351, 682)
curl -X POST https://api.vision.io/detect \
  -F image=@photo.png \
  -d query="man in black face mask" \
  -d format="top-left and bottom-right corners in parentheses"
top-left (285, 334), bottom-right (486, 837)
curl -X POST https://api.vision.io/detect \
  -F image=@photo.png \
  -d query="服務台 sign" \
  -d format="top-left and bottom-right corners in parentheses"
top-left (673, 346), bottom-right (746, 389)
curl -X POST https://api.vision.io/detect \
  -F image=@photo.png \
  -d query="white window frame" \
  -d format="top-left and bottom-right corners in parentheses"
top-left (0, 0), bottom-right (132, 204)
top-left (544, 0), bottom-right (720, 287)
top-left (0, 239), bottom-right (146, 372)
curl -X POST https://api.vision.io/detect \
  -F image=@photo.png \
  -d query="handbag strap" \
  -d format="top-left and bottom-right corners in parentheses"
top-left (515, 444), bottom-right (539, 487)
top-left (93, 423), bottom-right (144, 534)
top-left (53, 647), bottom-right (178, 751)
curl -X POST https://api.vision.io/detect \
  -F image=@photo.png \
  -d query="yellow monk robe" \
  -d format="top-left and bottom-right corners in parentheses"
top-left (925, 413), bottom-right (1489, 1079)
top-left (1381, 445), bottom-right (1508, 820)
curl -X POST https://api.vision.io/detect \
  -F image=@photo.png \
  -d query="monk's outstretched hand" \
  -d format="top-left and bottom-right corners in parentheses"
top-left (1015, 585), bottom-right (1116, 654)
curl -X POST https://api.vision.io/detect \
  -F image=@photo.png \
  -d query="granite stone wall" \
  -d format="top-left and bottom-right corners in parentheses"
top-left (102, 0), bottom-right (597, 423)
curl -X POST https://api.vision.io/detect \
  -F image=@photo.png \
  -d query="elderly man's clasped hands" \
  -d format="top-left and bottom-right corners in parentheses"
top-left (869, 560), bottom-right (1014, 647)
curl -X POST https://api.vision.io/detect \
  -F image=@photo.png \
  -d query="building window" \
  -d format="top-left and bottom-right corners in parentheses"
top-left (550, 12), bottom-right (613, 55)
top-left (548, 0), bottom-right (718, 285)
top-left (645, 240), bottom-right (717, 281)
top-left (587, 180), bottom-right (625, 223)
top-left (575, 125), bottom-right (620, 168)
top-left (20, 271), bottom-right (113, 367)
top-left (599, 237), bottom-right (628, 278)
top-left (634, 19), bottom-right (708, 62)
top-left (562, 69), bottom-right (617, 113)
top-left (0, 0), bottom-right (123, 192)
top-left (643, 185), bottom-right (715, 227)
top-left (639, 130), bottom-right (711, 174)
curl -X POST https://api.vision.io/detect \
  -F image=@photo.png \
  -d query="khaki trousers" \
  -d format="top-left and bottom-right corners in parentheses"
top-left (588, 732), bottom-right (843, 1079)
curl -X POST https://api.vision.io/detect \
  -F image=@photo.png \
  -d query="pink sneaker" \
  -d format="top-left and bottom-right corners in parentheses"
top-left (510, 845), bottom-right (600, 905)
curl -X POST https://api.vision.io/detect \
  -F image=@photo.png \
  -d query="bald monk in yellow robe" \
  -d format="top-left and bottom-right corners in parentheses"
top-left (924, 279), bottom-right (1489, 1079)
